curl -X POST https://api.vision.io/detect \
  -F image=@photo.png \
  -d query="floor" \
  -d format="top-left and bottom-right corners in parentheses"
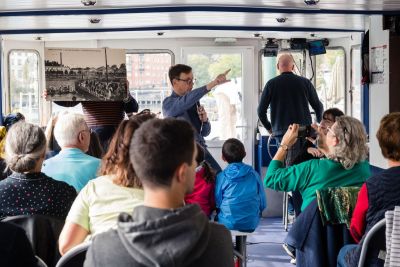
top-left (245, 217), bottom-right (293, 267)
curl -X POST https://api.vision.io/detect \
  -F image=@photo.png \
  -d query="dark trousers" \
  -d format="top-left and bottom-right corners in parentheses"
top-left (91, 125), bottom-right (117, 152)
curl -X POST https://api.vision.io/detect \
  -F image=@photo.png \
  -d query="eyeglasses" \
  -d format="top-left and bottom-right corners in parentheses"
top-left (326, 126), bottom-right (336, 136)
top-left (327, 125), bottom-right (352, 146)
top-left (175, 78), bottom-right (196, 85)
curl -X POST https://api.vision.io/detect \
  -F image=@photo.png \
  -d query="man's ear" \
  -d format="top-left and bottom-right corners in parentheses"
top-left (175, 163), bottom-right (188, 184)
top-left (276, 63), bottom-right (279, 70)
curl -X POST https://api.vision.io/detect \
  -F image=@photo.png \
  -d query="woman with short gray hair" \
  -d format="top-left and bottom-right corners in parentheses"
top-left (264, 115), bottom-right (370, 212)
top-left (0, 121), bottom-right (76, 219)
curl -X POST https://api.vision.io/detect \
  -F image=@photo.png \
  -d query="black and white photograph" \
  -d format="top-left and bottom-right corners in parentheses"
top-left (45, 48), bottom-right (127, 101)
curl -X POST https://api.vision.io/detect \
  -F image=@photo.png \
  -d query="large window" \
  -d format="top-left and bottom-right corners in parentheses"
top-left (126, 50), bottom-right (174, 115)
top-left (186, 52), bottom-right (243, 141)
top-left (8, 50), bottom-right (40, 125)
top-left (315, 48), bottom-right (346, 113)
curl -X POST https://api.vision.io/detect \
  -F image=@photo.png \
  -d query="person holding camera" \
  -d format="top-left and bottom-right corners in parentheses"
top-left (257, 53), bottom-right (324, 165)
top-left (264, 115), bottom-right (370, 212)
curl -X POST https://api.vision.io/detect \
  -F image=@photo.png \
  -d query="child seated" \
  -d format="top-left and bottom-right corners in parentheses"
top-left (215, 138), bottom-right (267, 232)
top-left (185, 143), bottom-right (216, 217)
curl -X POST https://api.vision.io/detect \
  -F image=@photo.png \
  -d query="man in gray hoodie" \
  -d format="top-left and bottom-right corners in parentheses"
top-left (84, 118), bottom-right (234, 267)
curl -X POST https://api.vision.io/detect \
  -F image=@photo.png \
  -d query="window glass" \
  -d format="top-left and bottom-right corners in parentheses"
top-left (315, 48), bottom-right (346, 112)
top-left (126, 52), bottom-right (173, 115)
top-left (9, 50), bottom-right (40, 124)
top-left (187, 53), bottom-right (243, 141)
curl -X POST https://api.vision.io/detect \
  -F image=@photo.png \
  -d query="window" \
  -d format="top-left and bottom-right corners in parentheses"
top-left (187, 52), bottom-right (243, 141)
top-left (8, 50), bottom-right (40, 125)
top-left (126, 51), bottom-right (174, 115)
top-left (315, 48), bottom-right (346, 113)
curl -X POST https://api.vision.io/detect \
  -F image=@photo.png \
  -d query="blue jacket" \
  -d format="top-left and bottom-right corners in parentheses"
top-left (42, 148), bottom-right (101, 191)
top-left (162, 86), bottom-right (211, 146)
top-left (215, 162), bottom-right (267, 231)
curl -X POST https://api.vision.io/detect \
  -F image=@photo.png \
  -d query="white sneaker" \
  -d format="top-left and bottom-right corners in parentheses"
top-left (282, 243), bottom-right (296, 259)
top-left (290, 258), bottom-right (296, 265)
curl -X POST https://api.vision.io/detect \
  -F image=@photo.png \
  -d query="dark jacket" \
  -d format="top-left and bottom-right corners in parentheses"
top-left (84, 204), bottom-right (234, 267)
top-left (257, 72), bottom-right (323, 136)
top-left (0, 222), bottom-right (38, 267)
top-left (346, 167), bottom-right (400, 267)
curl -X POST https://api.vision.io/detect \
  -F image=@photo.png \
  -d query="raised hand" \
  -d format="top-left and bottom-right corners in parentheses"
top-left (207, 69), bottom-right (231, 90)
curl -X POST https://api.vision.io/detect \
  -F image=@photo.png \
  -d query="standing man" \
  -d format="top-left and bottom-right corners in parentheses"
top-left (163, 64), bottom-right (230, 173)
top-left (257, 54), bottom-right (323, 164)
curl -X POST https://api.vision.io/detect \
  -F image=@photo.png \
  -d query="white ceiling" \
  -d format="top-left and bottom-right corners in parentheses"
top-left (0, 1), bottom-right (400, 11)
top-left (0, 0), bottom-right (399, 40)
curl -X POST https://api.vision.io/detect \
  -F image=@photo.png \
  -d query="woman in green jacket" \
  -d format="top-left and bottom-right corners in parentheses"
top-left (264, 116), bottom-right (370, 211)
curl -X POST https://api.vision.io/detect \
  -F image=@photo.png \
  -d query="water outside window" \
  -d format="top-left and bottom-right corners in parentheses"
top-left (9, 50), bottom-right (40, 124)
top-left (187, 53), bottom-right (243, 141)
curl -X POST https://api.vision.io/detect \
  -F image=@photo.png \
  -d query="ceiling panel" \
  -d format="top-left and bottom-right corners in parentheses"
top-left (0, 12), bottom-right (365, 32)
top-left (0, 0), bottom-right (400, 11)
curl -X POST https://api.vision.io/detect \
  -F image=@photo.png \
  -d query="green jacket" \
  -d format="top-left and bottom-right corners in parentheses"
top-left (264, 159), bottom-right (370, 211)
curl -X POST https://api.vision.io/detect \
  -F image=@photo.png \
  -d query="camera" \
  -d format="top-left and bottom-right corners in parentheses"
top-left (298, 125), bottom-right (317, 138)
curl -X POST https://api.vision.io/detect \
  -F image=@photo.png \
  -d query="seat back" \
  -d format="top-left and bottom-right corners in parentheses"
top-left (357, 218), bottom-right (386, 267)
top-left (2, 215), bottom-right (65, 267)
top-left (55, 242), bottom-right (90, 267)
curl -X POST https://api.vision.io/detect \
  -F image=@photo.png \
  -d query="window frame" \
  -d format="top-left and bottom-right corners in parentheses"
top-left (350, 44), bottom-right (362, 120)
top-left (7, 49), bottom-right (41, 122)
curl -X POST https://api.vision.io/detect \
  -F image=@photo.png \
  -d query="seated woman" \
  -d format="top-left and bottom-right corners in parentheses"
top-left (337, 112), bottom-right (400, 267)
top-left (264, 115), bottom-right (370, 213)
top-left (0, 122), bottom-right (77, 219)
top-left (58, 113), bottom-right (155, 255)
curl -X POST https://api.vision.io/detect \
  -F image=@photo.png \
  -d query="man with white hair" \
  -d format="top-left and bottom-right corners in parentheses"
top-left (42, 113), bottom-right (101, 191)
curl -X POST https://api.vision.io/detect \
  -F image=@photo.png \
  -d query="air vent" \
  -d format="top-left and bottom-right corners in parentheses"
top-left (81, 0), bottom-right (97, 6)
top-left (89, 18), bottom-right (101, 24)
top-left (304, 0), bottom-right (320, 5)
top-left (276, 17), bottom-right (288, 23)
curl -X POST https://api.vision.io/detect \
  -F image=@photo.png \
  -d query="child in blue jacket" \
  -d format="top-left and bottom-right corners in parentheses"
top-left (215, 138), bottom-right (267, 232)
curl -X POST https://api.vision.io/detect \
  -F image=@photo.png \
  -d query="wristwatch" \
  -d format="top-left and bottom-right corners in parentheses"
top-left (279, 143), bottom-right (289, 151)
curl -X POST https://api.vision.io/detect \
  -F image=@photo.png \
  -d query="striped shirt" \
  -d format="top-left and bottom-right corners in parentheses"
top-left (55, 94), bottom-right (139, 127)
top-left (82, 101), bottom-right (125, 127)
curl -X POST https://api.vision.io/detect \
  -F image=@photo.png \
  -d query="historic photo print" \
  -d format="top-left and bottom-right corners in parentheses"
top-left (45, 48), bottom-right (127, 101)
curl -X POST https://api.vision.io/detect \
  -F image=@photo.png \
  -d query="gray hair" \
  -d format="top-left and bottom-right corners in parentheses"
top-left (54, 113), bottom-right (87, 147)
top-left (5, 121), bottom-right (46, 173)
top-left (328, 116), bottom-right (368, 170)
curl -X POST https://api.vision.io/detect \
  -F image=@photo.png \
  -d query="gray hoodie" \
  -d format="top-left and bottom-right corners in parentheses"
top-left (84, 204), bottom-right (234, 267)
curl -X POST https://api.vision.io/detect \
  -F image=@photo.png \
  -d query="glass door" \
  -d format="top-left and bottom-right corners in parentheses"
top-left (182, 47), bottom-right (254, 165)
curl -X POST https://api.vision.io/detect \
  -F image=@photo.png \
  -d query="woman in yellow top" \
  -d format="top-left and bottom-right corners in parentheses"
top-left (58, 113), bottom-right (155, 255)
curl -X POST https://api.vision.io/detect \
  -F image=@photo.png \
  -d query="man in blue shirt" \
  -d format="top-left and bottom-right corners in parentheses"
top-left (162, 64), bottom-right (230, 173)
top-left (42, 112), bottom-right (101, 191)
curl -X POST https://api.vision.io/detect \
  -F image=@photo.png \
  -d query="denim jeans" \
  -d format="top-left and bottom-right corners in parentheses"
top-left (337, 244), bottom-right (357, 267)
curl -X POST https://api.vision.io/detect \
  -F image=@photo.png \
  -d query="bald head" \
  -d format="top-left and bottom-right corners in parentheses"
top-left (277, 54), bottom-right (294, 73)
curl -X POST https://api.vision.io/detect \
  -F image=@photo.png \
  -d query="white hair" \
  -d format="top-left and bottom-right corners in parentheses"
top-left (54, 113), bottom-right (88, 147)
